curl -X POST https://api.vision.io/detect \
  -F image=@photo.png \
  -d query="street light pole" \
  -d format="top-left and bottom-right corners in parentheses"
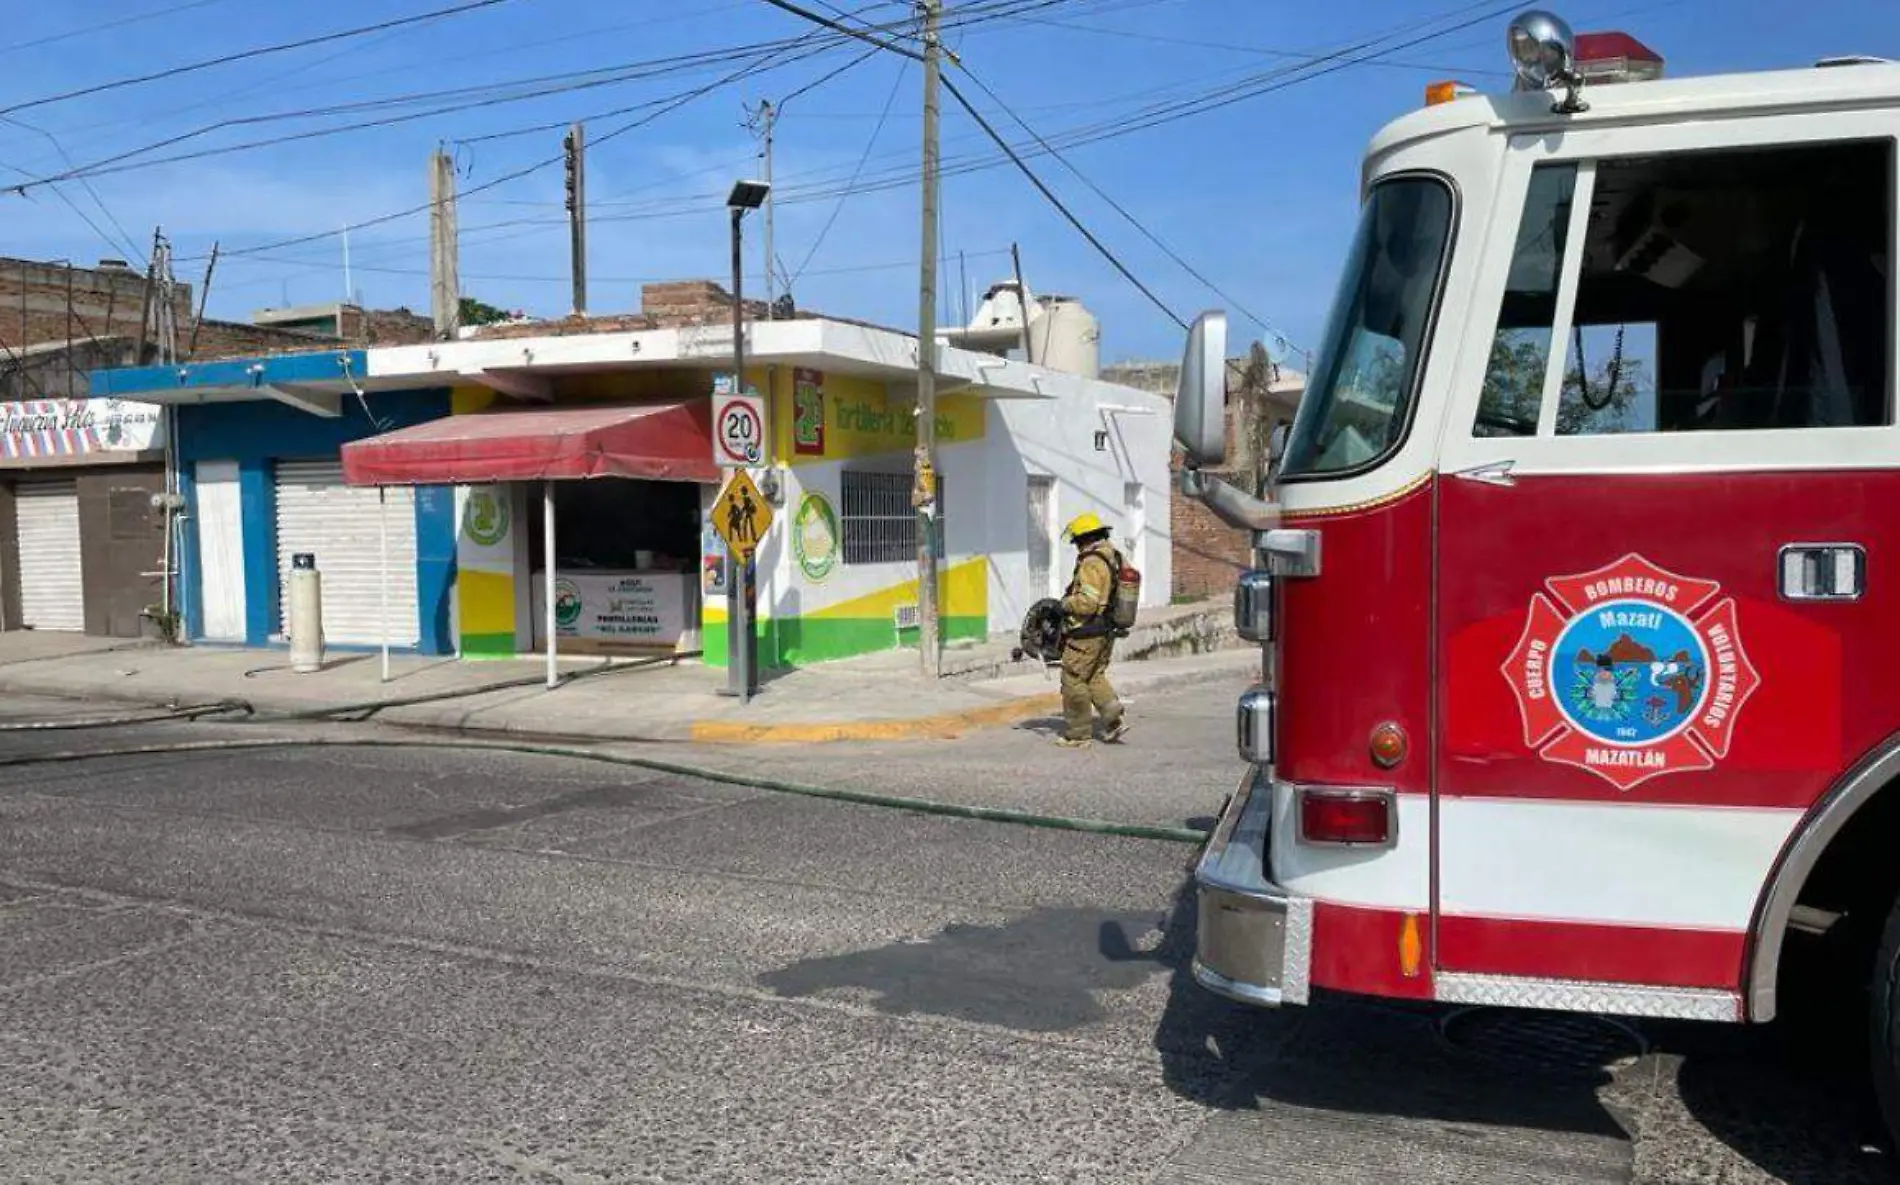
top-left (725, 180), bottom-right (770, 702)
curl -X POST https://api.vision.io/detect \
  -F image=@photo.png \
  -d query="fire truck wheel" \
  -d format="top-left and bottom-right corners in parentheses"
top-left (1870, 891), bottom-right (1900, 1144)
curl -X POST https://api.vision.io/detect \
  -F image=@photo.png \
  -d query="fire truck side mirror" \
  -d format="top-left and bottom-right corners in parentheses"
top-left (1174, 309), bottom-right (1229, 468)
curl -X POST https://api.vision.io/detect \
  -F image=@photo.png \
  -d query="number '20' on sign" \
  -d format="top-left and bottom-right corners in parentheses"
top-left (713, 391), bottom-right (766, 467)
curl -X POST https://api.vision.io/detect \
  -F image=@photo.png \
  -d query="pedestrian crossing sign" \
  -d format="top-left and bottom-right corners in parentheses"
top-left (713, 469), bottom-right (773, 559)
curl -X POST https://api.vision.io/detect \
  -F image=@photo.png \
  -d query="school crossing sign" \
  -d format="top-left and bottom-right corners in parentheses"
top-left (1504, 554), bottom-right (1760, 791)
top-left (712, 468), bottom-right (773, 561)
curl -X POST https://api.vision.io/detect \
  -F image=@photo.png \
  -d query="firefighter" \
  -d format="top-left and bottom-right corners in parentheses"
top-left (1055, 512), bottom-right (1128, 748)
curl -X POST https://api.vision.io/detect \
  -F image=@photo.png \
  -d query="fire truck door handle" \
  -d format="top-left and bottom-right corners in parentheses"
top-left (1779, 544), bottom-right (1865, 601)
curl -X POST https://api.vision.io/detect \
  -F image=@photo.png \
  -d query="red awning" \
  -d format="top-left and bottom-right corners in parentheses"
top-left (340, 401), bottom-right (720, 486)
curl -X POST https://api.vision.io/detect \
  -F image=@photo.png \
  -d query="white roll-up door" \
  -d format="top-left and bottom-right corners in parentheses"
top-left (15, 480), bottom-right (85, 631)
top-left (273, 461), bottom-right (418, 646)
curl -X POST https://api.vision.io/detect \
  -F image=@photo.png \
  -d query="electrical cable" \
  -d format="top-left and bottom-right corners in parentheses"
top-left (951, 63), bottom-right (1303, 353)
top-left (0, 0), bottom-right (233, 55)
top-left (0, 0), bottom-right (519, 117)
top-left (939, 74), bottom-right (1185, 328)
top-left (789, 56), bottom-right (910, 287)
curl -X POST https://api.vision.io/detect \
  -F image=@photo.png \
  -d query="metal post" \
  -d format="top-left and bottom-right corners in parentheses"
top-left (544, 482), bottom-right (558, 690)
top-left (915, 0), bottom-right (943, 678)
top-left (379, 486), bottom-right (391, 684)
top-left (727, 206), bottom-right (757, 701)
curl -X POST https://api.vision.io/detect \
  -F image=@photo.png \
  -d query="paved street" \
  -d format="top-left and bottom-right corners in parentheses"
top-left (0, 693), bottom-right (1890, 1183)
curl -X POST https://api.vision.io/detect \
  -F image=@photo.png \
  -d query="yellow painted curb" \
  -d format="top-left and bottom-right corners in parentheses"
top-left (689, 692), bottom-right (1061, 744)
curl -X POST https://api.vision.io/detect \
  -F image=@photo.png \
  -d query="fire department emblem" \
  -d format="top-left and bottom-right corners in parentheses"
top-left (1503, 554), bottom-right (1760, 791)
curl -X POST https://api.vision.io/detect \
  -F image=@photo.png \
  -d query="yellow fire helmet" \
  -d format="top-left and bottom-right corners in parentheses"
top-left (1063, 511), bottom-right (1107, 541)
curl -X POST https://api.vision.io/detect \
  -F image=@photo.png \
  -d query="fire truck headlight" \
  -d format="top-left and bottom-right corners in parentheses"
top-left (1237, 687), bottom-right (1275, 765)
top-left (1508, 9), bottom-right (1577, 90)
top-left (1234, 570), bottom-right (1275, 643)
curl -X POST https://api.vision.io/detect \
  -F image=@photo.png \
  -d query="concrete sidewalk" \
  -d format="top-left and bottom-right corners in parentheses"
top-left (0, 631), bottom-right (1258, 744)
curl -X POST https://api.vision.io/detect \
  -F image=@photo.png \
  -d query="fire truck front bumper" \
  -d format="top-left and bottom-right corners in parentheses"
top-left (1192, 767), bottom-right (1311, 1008)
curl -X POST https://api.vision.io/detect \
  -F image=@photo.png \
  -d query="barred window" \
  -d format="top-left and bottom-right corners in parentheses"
top-left (840, 471), bottom-right (944, 565)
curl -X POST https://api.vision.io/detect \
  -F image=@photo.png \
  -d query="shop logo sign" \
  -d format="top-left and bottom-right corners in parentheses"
top-left (553, 578), bottom-right (583, 629)
top-left (1503, 554), bottom-right (1759, 791)
top-left (792, 492), bottom-right (839, 582)
top-left (462, 489), bottom-right (510, 547)
top-left (793, 368), bottom-right (826, 457)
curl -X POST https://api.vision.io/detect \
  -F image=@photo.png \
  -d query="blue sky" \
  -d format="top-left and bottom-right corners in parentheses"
top-left (0, 0), bottom-right (1887, 364)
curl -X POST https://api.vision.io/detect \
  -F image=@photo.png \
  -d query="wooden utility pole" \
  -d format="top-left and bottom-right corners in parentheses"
top-left (914, 0), bottom-right (943, 678)
top-left (429, 149), bottom-right (460, 338)
top-left (564, 122), bottom-right (587, 317)
top-left (186, 242), bottom-right (219, 360)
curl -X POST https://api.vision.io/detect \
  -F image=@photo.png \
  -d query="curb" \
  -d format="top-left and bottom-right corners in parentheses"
top-left (688, 692), bottom-right (1059, 744)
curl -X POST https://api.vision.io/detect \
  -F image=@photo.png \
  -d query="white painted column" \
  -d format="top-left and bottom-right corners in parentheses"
top-left (544, 482), bottom-right (558, 689)
top-left (378, 486), bottom-right (391, 683)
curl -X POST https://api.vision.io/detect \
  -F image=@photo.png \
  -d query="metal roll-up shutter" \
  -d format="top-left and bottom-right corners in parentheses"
top-left (15, 480), bottom-right (85, 631)
top-left (273, 461), bottom-right (418, 646)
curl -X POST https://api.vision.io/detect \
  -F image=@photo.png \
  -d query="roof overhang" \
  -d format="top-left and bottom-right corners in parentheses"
top-left (369, 317), bottom-right (1087, 402)
top-left (85, 349), bottom-right (414, 418)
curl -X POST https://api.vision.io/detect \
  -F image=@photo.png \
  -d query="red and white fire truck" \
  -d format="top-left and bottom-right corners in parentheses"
top-left (1176, 7), bottom-right (1900, 1135)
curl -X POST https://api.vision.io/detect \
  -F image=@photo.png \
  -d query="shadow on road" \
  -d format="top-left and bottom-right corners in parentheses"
top-left (760, 905), bottom-right (1173, 1032)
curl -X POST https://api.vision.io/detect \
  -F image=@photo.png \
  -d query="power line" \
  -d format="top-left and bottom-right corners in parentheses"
top-left (939, 74), bottom-right (1184, 328)
top-left (0, 0), bottom-right (234, 56)
top-left (951, 63), bottom-right (1302, 352)
top-left (0, 116), bottom-right (146, 266)
top-left (172, 9), bottom-right (871, 264)
top-left (0, 0), bottom-right (519, 117)
top-left (791, 56), bottom-right (910, 287)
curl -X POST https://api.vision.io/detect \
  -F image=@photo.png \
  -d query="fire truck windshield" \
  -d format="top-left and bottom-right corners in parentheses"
top-left (1281, 175), bottom-right (1454, 479)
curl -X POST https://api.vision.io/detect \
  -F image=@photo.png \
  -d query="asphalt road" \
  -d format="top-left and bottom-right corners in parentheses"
top-left (0, 694), bottom-right (1890, 1183)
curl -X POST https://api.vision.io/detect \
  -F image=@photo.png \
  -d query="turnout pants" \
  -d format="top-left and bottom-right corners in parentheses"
top-left (1060, 635), bottom-right (1122, 741)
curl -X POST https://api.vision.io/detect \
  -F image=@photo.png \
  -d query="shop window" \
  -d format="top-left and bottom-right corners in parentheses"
top-left (1556, 140), bottom-right (1891, 434)
top-left (841, 471), bottom-right (944, 565)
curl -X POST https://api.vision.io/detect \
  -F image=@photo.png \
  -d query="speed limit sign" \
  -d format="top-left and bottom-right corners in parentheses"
top-left (712, 390), bottom-right (767, 468)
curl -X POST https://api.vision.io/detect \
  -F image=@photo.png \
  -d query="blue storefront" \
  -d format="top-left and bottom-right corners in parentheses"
top-left (91, 351), bottom-right (457, 653)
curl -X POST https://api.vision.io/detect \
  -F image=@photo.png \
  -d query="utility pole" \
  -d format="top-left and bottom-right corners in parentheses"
top-left (752, 101), bottom-right (777, 316)
top-left (187, 242), bottom-right (218, 360)
top-left (564, 122), bottom-right (587, 317)
top-left (915, 0), bottom-right (943, 677)
top-left (429, 148), bottom-right (460, 339)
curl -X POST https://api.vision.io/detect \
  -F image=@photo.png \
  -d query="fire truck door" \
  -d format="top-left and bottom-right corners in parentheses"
top-left (1431, 127), bottom-right (1896, 995)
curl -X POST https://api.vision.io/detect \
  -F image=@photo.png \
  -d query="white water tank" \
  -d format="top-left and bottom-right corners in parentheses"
top-left (1029, 295), bottom-right (1100, 379)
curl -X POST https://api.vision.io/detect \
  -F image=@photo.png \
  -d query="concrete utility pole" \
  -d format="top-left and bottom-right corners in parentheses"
top-left (915, 0), bottom-right (943, 678)
top-left (564, 122), bottom-right (587, 317)
top-left (186, 242), bottom-right (217, 360)
top-left (429, 148), bottom-right (460, 338)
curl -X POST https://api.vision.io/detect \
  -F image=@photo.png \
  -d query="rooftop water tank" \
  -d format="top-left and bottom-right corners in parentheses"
top-left (1029, 295), bottom-right (1100, 379)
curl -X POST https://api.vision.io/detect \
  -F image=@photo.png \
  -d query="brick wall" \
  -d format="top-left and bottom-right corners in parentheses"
top-left (468, 279), bottom-right (775, 341)
top-left (0, 257), bottom-right (189, 352)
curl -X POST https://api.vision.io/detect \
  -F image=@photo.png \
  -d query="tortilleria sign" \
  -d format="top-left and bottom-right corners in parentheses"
top-left (1504, 553), bottom-right (1760, 791)
top-left (0, 399), bottom-right (163, 459)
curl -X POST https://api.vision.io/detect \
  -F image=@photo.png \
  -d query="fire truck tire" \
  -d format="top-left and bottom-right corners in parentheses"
top-left (1869, 891), bottom-right (1900, 1144)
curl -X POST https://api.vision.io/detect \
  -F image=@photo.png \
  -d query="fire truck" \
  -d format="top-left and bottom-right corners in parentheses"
top-left (1175, 8), bottom-right (1900, 1137)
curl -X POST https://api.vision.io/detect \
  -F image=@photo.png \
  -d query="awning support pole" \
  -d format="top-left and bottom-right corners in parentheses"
top-left (379, 486), bottom-right (391, 683)
top-left (544, 482), bottom-right (558, 689)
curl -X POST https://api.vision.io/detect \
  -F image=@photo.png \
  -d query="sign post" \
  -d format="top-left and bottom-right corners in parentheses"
top-left (713, 467), bottom-right (773, 701)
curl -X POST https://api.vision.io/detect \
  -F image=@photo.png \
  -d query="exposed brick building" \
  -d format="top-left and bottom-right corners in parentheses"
top-left (1102, 345), bottom-right (1304, 602)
